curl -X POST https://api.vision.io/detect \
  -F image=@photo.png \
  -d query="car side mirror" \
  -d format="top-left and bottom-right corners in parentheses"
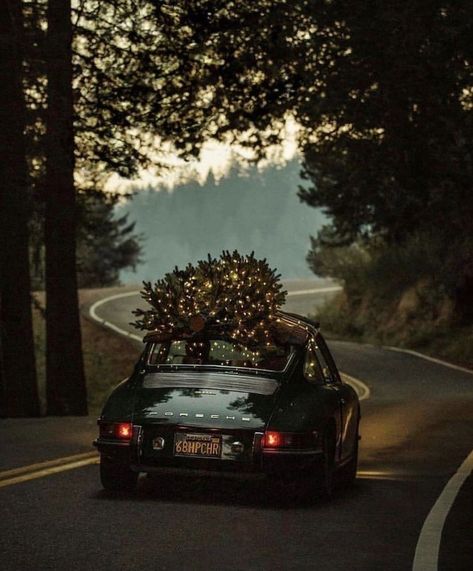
top-left (322, 366), bottom-right (334, 383)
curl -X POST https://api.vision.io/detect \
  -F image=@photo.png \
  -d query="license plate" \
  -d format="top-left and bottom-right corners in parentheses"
top-left (174, 432), bottom-right (222, 459)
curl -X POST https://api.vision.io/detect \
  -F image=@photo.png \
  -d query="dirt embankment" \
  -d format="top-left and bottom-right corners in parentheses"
top-left (315, 282), bottom-right (473, 370)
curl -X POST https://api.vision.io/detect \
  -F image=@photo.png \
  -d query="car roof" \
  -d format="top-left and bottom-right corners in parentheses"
top-left (278, 311), bottom-right (320, 331)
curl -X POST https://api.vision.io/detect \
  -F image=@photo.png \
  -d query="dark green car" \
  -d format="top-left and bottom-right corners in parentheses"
top-left (94, 312), bottom-right (360, 497)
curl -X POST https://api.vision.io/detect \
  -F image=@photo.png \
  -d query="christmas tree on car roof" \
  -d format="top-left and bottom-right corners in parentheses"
top-left (131, 251), bottom-right (289, 346)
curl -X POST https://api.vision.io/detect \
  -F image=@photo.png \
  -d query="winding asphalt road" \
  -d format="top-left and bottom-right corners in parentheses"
top-left (1, 280), bottom-right (472, 571)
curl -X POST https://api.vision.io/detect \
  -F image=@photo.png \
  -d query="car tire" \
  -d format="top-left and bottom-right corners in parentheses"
top-left (339, 430), bottom-right (359, 487)
top-left (100, 456), bottom-right (138, 492)
top-left (315, 429), bottom-right (336, 499)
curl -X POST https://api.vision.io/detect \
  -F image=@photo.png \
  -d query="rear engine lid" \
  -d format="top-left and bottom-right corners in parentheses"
top-left (133, 371), bottom-right (280, 429)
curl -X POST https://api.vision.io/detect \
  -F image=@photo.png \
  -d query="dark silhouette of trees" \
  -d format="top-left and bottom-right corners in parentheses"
top-left (146, 0), bottom-right (473, 319)
top-left (299, 2), bottom-right (473, 319)
top-left (117, 161), bottom-right (322, 281)
top-left (75, 191), bottom-right (142, 288)
top-left (1, 0), bottom-right (168, 416)
top-left (148, 0), bottom-right (318, 155)
top-left (30, 190), bottom-right (142, 290)
top-left (0, 0), bottom-right (40, 417)
top-left (45, 0), bottom-right (86, 415)
top-left (18, 0), bottom-right (169, 415)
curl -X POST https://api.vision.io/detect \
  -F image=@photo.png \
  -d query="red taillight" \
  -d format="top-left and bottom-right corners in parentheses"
top-left (261, 430), bottom-right (317, 449)
top-left (264, 431), bottom-right (283, 447)
top-left (99, 421), bottom-right (133, 441)
top-left (115, 422), bottom-right (133, 440)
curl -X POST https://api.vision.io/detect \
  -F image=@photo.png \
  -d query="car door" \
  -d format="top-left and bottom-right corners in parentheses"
top-left (315, 334), bottom-right (359, 463)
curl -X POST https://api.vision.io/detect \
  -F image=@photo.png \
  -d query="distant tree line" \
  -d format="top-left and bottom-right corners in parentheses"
top-left (1, 0), bottom-right (471, 416)
top-left (120, 162), bottom-right (323, 282)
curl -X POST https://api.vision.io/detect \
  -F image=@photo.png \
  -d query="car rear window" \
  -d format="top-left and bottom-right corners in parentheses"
top-left (148, 338), bottom-right (292, 371)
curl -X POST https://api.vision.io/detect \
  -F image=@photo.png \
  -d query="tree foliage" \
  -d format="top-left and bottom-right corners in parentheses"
top-left (76, 191), bottom-right (142, 288)
top-left (143, 0), bottom-right (472, 317)
top-left (24, 0), bottom-right (166, 180)
top-left (30, 190), bottom-right (142, 289)
top-left (143, 1), bottom-right (472, 239)
top-left (148, 0), bottom-right (319, 154)
top-left (300, 1), bottom-right (473, 318)
top-left (3, 0), bottom-right (472, 417)
top-left (133, 251), bottom-right (286, 344)
top-left (299, 1), bottom-right (473, 241)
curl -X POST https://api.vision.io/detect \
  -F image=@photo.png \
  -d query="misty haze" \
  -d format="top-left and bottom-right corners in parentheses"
top-left (118, 160), bottom-right (325, 283)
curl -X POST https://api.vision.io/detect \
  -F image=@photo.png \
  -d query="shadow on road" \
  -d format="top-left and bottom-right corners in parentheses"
top-left (91, 472), bottom-right (363, 510)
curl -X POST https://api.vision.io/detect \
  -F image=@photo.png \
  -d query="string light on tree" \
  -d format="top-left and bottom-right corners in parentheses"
top-left (131, 251), bottom-right (287, 345)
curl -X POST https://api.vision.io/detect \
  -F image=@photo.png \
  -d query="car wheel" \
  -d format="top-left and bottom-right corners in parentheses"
top-left (315, 429), bottom-right (336, 499)
top-left (339, 429), bottom-right (359, 487)
top-left (100, 456), bottom-right (138, 492)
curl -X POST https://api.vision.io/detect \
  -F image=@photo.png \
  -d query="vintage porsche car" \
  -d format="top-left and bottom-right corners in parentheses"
top-left (94, 312), bottom-right (360, 497)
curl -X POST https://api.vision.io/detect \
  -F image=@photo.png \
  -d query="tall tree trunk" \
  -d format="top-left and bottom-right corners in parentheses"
top-left (45, 0), bottom-right (87, 415)
top-left (0, 0), bottom-right (40, 417)
top-left (0, 292), bottom-right (5, 417)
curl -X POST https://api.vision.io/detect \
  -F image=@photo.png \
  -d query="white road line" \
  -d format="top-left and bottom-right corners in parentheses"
top-left (384, 345), bottom-right (473, 376)
top-left (340, 372), bottom-right (371, 401)
top-left (88, 286), bottom-right (343, 342)
top-left (413, 449), bottom-right (473, 571)
top-left (89, 291), bottom-right (143, 342)
top-left (89, 289), bottom-right (370, 402)
top-left (90, 288), bottom-right (472, 380)
top-left (286, 286), bottom-right (342, 296)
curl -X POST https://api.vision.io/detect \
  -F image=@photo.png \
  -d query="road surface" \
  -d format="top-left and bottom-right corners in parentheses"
top-left (1, 280), bottom-right (472, 571)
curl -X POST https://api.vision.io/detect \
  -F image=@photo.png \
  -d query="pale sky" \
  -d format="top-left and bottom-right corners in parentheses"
top-left (105, 117), bottom-right (300, 193)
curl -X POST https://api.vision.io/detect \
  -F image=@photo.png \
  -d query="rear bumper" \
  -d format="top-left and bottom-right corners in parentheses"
top-left (93, 438), bottom-right (132, 464)
top-left (262, 449), bottom-right (323, 475)
top-left (94, 437), bottom-right (323, 477)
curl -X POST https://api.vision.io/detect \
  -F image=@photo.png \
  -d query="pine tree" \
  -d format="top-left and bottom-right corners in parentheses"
top-left (75, 190), bottom-right (142, 288)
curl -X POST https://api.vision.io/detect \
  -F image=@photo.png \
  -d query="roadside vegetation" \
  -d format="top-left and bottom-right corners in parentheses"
top-left (31, 190), bottom-right (142, 291)
top-left (310, 235), bottom-right (473, 369)
top-left (33, 297), bottom-right (140, 416)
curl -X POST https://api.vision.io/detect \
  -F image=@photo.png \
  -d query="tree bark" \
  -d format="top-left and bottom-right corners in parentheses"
top-left (45, 0), bottom-right (87, 415)
top-left (0, 0), bottom-right (40, 417)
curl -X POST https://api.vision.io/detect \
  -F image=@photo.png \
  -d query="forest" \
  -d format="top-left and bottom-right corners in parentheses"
top-left (1, 0), bottom-right (472, 416)
top-left (119, 161), bottom-right (325, 283)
